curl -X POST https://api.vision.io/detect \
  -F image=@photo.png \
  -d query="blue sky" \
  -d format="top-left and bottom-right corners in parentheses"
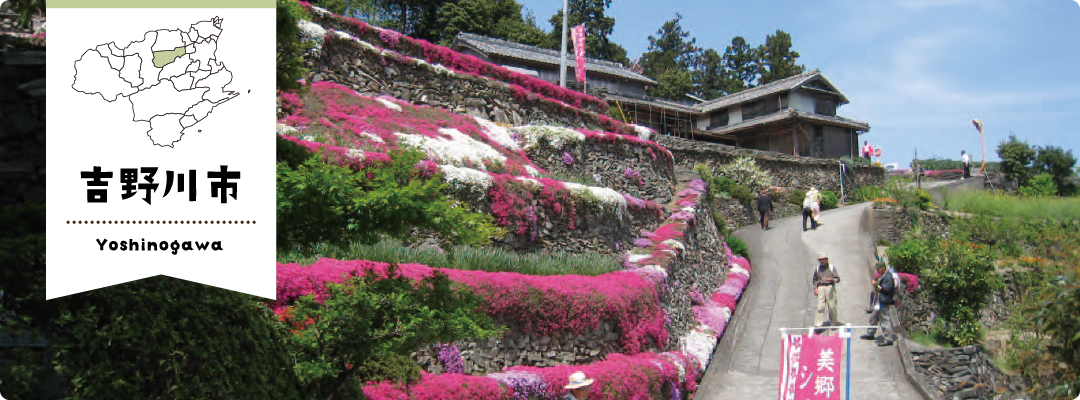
top-left (517, 0), bottom-right (1080, 167)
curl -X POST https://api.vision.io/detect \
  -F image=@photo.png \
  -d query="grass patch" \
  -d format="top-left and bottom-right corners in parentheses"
top-left (876, 238), bottom-right (893, 247)
top-left (945, 190), bottom-right (1080, 221)
top-left (908, 330), bottom-right (948, 349)
top-left (277, 239), bottom-right (622, 276)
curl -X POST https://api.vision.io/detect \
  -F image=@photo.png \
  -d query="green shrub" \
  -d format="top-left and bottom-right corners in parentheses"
top-left (914, 189), bottom-right (934, 210)
top-left (276, 148), bottom-right (506, 251)
top-left (729, 184), bottom-right (754, 207)
top-left (821, 190), bottom-right (839, 210)
top-left (885, 238), bottom-right (929, 275)
top-left (923, 240), bottom-right (1003, 347)
top-left (712, 211), bottom-right (730, 237)
top-left (1018, 173), bottom-right (1058, 197)
top-left (0, 203), bottom-right (47, 400)
top-left (282, 265), bottom-right (503, 398)
top-left (789, 189), bottom-right (806, 206)
top-left (852, 185), bottom-right (884, 203)
top-left (726, 236), bottom-right (751, 259)
top-left (277, 135), bottom-right (314, 168)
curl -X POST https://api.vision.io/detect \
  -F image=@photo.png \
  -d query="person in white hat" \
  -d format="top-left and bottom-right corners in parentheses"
top-left (562, 371), bottom-right (594, 400)
top-left (812, 252), bottom-right (840, 333)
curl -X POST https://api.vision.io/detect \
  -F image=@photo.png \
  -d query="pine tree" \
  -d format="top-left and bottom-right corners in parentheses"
top-left (757, 29), bottom-right (805, 85)
top-left (640, 13), bottom-right (700, 99)
top-left (722, 36), bottom-right (758, 93)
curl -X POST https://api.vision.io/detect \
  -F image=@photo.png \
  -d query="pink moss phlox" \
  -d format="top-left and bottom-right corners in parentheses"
top-left (651, 223), bottom-right (687, 242)
top-left (669, 211), bottom-right (695, 221)
top-left (507, 352), bottom-right (694, 400)
top-left (648, 147), bottom-right (657, 160)
top-left (688, 179), bottom-right (707, 192)
top-left (363, 372), bottom-right (510, 399)
top-left (378, 28), bottom-right (402, 47)
top-left (276, 259), bottom-right (667, 354)
top-left (693, 300), bottom-right (729, 335)
top-left (712, 293), bottom-right (737, 311)
top-left (877, 271), bottom-right (919, 293)
top-left (689, 290), bottom-right (705, 306)
top-left (414, 159), bottom-right (439, 179)
top-left (677, 188), bottom-right (700, 198)
top-left (633, 238), bottom-right (653, 248)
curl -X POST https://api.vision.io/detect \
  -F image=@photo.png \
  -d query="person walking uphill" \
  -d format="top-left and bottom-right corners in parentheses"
top-left (812, 253), bottom-right (840, 333)
top-left (806, 187), bottom-right (822, 224)
top-left (756, 190), bottom-right (773, 230)
top-left (862, 264), bottom-right (897, 346)
top-left (802, 192), bottom-right (818, 231)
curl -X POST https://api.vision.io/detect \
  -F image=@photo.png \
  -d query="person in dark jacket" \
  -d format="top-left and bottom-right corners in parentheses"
top-left (756, 191), bottom-right (773, 230)
top-left (861, 264), bottom-right (896, 346)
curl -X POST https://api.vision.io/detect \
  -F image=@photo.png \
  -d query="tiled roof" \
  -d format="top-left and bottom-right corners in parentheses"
top-left (696, 70), bottom-right (850, 113)
top-left (606, 93), bottom-right (698, 113)
top-left (704, 109), bottom-right (869, 135)
top-left (452, 32), bottom-right (658, 85)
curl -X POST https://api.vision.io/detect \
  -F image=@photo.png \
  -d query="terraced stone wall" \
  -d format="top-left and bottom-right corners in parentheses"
top-left (303, 24), bottom-right (632, 135)
top-left (0, 46), bottom-right (45, 206)
top-left (657, 135), bottom-right (885, 199)
top-left (526, 137), bottom-right (676, 205)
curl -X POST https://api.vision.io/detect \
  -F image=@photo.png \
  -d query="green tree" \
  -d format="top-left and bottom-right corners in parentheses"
top-left (721, 36), bottom-right (758, 93)
top-left (640, 13), bottom-right (700, 99)
top-left (282, 265), bottom-right (503, 399)
top-left (924, 239), bottom-right (1003, 347)
top-left (1033, 145), bottom-right (1077, 191)
top-left (651, 68), bottom-right (695, 100)
top-left (277, 0), bottom-right (311, 92)
top-left (1018, 173), bottom-right (1058, 197)
top-left (545, 0), bottom-right (628, 64)
top-left (276, 146), bottom-right (505, 251)
top-left (693, 48), bottom-right (726, 100)
top-left (756, 29), bottom-right (804, 85)
top-left (436, 0), bottom-right (547, 46)
top-left (996, 134), bottom-right (1036, 187)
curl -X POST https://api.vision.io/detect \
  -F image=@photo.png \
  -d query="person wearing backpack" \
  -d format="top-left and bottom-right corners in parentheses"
top-left (862, 264), bottom-right (897, 346)
top-left (812, 253), bottom-right (840, 333)
top-left (802, 193), bottom-right (818, 231)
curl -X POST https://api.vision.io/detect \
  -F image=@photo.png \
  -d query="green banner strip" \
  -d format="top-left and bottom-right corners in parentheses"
top-left (50, 0), bottom-right (272, 7)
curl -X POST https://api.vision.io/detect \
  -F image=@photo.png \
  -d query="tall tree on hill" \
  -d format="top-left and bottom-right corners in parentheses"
top-left (435, 0), bottom-right (546, 46)
top-left (640, 13), bottom-right (700, 99)
top-left (756, 29), bottom-right (805, 85)
top-left (1033, 145), bottom-right (1078, 191)
top-left (375, 0), bottom-right (453, 42)
top-left (693, 48), bottom-right (726, 100)
top-left (546, 0), bottom-right (630, 65)
top-left (721, 36), bottom-right (758, 93)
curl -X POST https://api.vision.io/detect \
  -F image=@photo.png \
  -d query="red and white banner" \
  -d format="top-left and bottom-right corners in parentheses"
top-left (779, 333), bottom-right (843, 400)
top-left (571, 24), bottom-right (586, 83)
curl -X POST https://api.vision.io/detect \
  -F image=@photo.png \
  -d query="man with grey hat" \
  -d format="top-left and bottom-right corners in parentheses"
top-left (562, 371), bottom-right (594, 400)
top-left (812, 252), bottom-right (840, 333)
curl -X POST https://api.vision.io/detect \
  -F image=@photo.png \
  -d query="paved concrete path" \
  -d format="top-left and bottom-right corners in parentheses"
top-left (696, 203), bottom-right (922, 400)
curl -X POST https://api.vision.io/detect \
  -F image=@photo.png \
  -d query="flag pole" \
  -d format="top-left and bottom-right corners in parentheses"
top-left (845, 324), bottom-right (852, 400)
top-left (559, 0), bottom-right (569, 88)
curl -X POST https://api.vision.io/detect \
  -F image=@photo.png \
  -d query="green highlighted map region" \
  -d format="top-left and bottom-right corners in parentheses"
top-left (152, 46), bottom-right (187, 67)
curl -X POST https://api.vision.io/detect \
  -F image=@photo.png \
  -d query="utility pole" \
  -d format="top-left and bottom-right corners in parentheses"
top-left (559, 0), bottom-right (569, 88)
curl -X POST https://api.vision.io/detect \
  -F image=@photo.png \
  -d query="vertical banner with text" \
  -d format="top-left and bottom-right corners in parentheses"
top-left (571, 24), bottom-right (586, 83)
top-left (779, 332), bottom-right (844, 400)
top-left (45, 0), bottom-right (276, 299)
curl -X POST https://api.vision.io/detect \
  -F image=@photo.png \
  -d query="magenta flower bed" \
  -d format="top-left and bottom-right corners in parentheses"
top-left (278, 81), bottom-right (543, 176)
top-left (362, 351), bottom-right (698, 400)
top-left (364, 371), bottom-right (511, 400)
top-left (275, 258), bottom-right (667, 354)
top-left (579, 129), bottom-right (674, 164)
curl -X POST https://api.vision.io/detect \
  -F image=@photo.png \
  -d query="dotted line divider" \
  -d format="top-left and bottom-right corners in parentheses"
top-left (66, 221), bottom-right (256, 225)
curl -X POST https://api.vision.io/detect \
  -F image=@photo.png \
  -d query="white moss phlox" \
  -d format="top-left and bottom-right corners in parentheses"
top-left (473, 117), bottom-right (521, 151)
top-left (661, 239), bottom-right (686, 253)
top-left (627, 254), bottom-right (651, 263)
top-left (346, 149), bottom-right (365, 159)
top-left (277, 124), bottom-right (298, 136)
top-left (395, 128), bottom-right (507, 171)
top-left (512, 125), bottom-right (584, 150)
top-left (376, 97), bottom-right (403, 112)
top-left (631, 124), bottom-right (654, 141)
top-left (301, 135), bottom-right (316, 142)
top-left (731, 265), bottom-right (750, 277)
top-left (439, 164), bottom-right (493, 195)
top-left (563, 182), bottom-right (627, 219)
top-left (514, 176), bottom-right (541, 187)
top-left (680, 327), bottom-right (718, 370)
top-left (309, 5), bottom-right (330, 15)
top-left (523, 165), bottom-right (540, 177)
top-left (297, 20), bottom-right (327, 57)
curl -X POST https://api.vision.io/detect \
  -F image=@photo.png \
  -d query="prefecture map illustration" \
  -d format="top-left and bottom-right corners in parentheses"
top-left (71, 17), bottom-right (239, 148)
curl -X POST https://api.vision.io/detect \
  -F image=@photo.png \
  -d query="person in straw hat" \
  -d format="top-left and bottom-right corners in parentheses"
top-left (812, 252), bottom-right (840, 334)
top-left (562, 371), bottom-right (594, 400)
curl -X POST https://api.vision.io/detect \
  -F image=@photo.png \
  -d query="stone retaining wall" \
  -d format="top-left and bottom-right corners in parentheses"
top-left (302, 22), bottom-right (637, 137)
top-left (0, 46), bottom-right (45, 206)
top-left (910, 345), bottom-right (1027, 400)
top-left (526, 139), bottom-right (676, 205)
top-left (656, 135), bottom-right (885, 199)
top-left (870, 206), bottom-right (950, 245)
top-left (896, 269), bottom-right (1025, 334)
